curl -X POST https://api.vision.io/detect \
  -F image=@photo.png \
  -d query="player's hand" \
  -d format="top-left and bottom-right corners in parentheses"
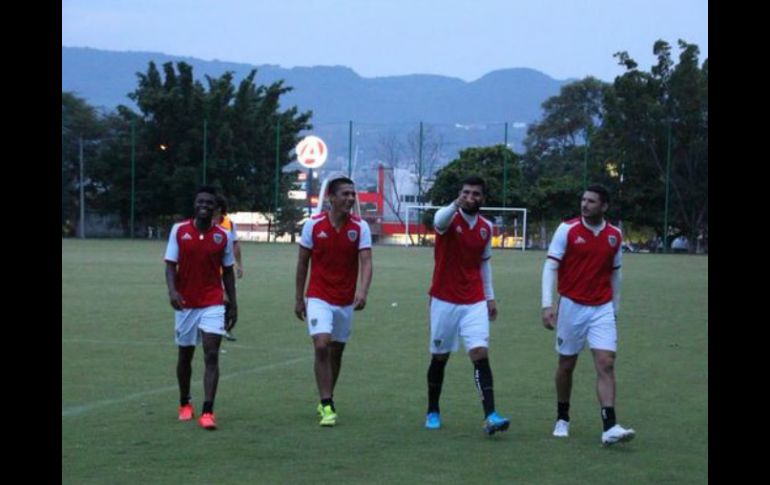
top-left (454, 194), bottom-right (466, 210)
top-left (225, 302), bottom-right (238, 331)
top-left (294, 299), bottom-right (306, 321)
top-left (542, 307), bottom-right (556, 330)
top-left (353, 292), bottom-right (367, 311)
top-left (487, 299), bottom-right (498, 321)
top-left (236, 266), bottom-right (244, 279)
top-left (169, 290), bottom-right (185, 310)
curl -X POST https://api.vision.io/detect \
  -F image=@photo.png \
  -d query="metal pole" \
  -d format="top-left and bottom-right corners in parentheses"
top-left (418, 121), bottom-right (423, 202)
top-left (130, 119), bottom-right (136, 239)
top-left (583, 125), bottom-right (590, 191)
top-left (274, 121), bottom-right (280, 242)
top-left (663, 120), bottom-right (672, 253)
top-left (202, 118), bottom-right (208, 184)
top-left (79, 136), bottom-right (85, 239)
top-left (348, 120), bottom-right (353, 178)
top-left (503, 122), bottom-right (508, 208)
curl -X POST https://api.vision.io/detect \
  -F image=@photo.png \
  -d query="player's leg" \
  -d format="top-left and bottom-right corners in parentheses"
top-left (462, 302), bottom-right (509, 435)
top-left (587, 304), bottom-right (634, 445)
top-left (175, 309), bottom-right (199, 420)
top-left (307, 298), bottom-right (337, 426)
top-left (552, 297), bottom-right (587, 437)
top-left (196, 306), bottom-right (226, 429)
top-left (425, 297), bottom-right (459, 429)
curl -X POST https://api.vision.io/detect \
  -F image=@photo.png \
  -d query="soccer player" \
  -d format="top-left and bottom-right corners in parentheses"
top-left (541, 184), bottom-right (636, 445)
top-left (165, 186), bottom-right (238, 430)
top-left (215, 194), bottom-right (242, 341)
top-left (294, 174), bottom-right (373, 427)
top-left (424, 175), bottom-right (510, 435)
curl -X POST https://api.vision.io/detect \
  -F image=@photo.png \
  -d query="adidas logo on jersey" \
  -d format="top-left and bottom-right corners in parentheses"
top-left (318, 231), bottom-right (329, 239)
top-left (182, 233), bottom-right (192, 240)
top-left (574, 236), bottom-right (586, 244)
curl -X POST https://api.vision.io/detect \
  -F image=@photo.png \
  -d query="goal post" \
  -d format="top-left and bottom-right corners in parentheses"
top-left (404, 205), bottom-right (528, 250)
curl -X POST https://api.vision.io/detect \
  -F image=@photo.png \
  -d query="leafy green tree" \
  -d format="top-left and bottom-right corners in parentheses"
top-left (429, 145), bottom-right (522, 208)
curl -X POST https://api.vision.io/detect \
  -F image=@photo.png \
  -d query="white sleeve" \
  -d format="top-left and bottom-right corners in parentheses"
top-left (299, 219), bottom-right (313, 249)
top-left (547, 222), bottom-right (570, 261)
top-left (613, 239), bottom-right (623, 269)
top-left (481, 258), bottom-right (494, 300)
top-left (433, 202), bottom-right (457, 234)
top-left (541, 258), bottom-right (559, 308)
top-left (230, 221), bottom-right (238, 241)
top-left (611, 268), bottom-right (621, 314)
top-left (222, 232), bottom-right (235, 267)
top-left (164, 223), bottom-right (180, 262)
top-left (359, 220), bottom-right (372, 250)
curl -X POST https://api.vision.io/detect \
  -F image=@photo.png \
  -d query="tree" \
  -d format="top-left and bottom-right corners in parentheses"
top-left (86, 61), bottom-right (312, 235)
top-left (62, 92), bottom-right (109, 236)
top-left (429, 145), bottom-right (522, 208)
top-left (604, 40), bottom-right (708, 250)
top-left (521, 77), bottom-right (613, 220)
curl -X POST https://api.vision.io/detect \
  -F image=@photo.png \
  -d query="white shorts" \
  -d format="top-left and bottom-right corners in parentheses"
top-left (429, 297), bottom-right (489, 354)
top-left (174, 305), bottom-right (226, 346)
top-left (306, 297), bottom-right (354, 343)
top-left (555, 296), bottom-right (617, 355)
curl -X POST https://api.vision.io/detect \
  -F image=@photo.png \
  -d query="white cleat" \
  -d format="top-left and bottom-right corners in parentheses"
top-left (552, 419), bottom-right (570, 438)
top-left (601, 424), bottom-right (636, 446)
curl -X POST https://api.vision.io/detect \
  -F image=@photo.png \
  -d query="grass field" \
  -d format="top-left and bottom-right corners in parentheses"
top-left (62, 239), bottom-right (708, 484)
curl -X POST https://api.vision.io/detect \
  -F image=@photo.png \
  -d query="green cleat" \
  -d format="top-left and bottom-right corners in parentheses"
top-left (319, 405), bottom-right (337, 427)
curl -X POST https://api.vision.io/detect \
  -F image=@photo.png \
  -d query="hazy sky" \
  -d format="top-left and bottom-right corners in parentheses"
top-left (62, 0), bottom-right (708, 82)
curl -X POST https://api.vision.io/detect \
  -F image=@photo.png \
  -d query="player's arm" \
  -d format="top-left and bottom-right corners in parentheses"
top-left (223, 265), bottom-right (238, 330)
top-left (353, 221), bottom-right (373, 311)
top-left (165, 262), bottom-right (184, 310)
top-left (164, 223), bottom-right (184, 310)
top-left (480, 236), bottom-right (497, 321)
top-left (611, 234), bottom-right (623, 316)
top-left (295, 247), bottom-right (312, 320)
top-left (354, 249), bottom-right (373, 311)
top-left (433, 199), bottom-right (461, 234)
top-left (231, 222), bottom-right (244, 278)
top-left (221, 232), bottom-right (238, 329)
top-left (541, 222), bottom-right (568, 330)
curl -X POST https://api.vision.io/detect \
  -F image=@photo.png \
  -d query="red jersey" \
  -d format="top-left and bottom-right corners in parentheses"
top-left (164, 219), bottom-right (235, 308)
top-left (430, 211), bottom-right (492, 304)
top-left (299, 212), bottom-right (372, 306)
top-left (547, 217), bottom-right (622, 306)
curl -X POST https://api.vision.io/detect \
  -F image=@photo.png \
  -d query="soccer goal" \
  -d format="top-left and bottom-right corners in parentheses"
top-left (404, 205), bottom-right (528, 250)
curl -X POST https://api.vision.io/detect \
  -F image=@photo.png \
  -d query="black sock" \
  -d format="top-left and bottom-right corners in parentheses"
top-left (202, 401), bottom-right (214, 414)
top-left (180, 396), bottom-right (191, 407)
top-left (473, 358), bottom-right (495, 418)
top-left (321, 398), bottom-right (335, 412)
top-left (601, 406), bottom-right (616, 431)
top-left (427, 356), bottom-right (448, 413)
top-left (557, 401), bottom-right (570, 422)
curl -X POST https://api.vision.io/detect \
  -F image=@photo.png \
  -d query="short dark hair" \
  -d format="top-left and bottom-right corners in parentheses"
top-left (215, 194), bottom-right (228, 213)
top-left (585, 184), bottom-right (610, 205)
top-left (461, 175), bottom-right (486, 195)
top-left (329, 176), bottom-right (355, 195)
top-left (195, 185), bottom-right (218, 199)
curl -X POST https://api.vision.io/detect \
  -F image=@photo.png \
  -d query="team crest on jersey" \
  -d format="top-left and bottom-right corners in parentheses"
top-left (608, 235), bottom-right (618, 247)
top-left (310, 318), bottom-right (317, 327)
top-left (455, 225), bottom-right (463, 233)
top-left (213, 233), bottom-right (223, 245)
top-left (480, 228), bottom-right (488, 240)
top-left (348, 230), bottom-right (358, 242)
top-left (433, 339), bottom-right (442, 348)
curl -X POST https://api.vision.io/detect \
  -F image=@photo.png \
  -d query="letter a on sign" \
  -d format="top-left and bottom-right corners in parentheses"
top-left (295, 135), bottom-right (328, 169)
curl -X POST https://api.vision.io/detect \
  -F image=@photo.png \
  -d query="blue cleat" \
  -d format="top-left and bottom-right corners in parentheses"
top-left (425, 412), bottom-right (441, 429)
top-left (483, 412), bottom-right (510, 435)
